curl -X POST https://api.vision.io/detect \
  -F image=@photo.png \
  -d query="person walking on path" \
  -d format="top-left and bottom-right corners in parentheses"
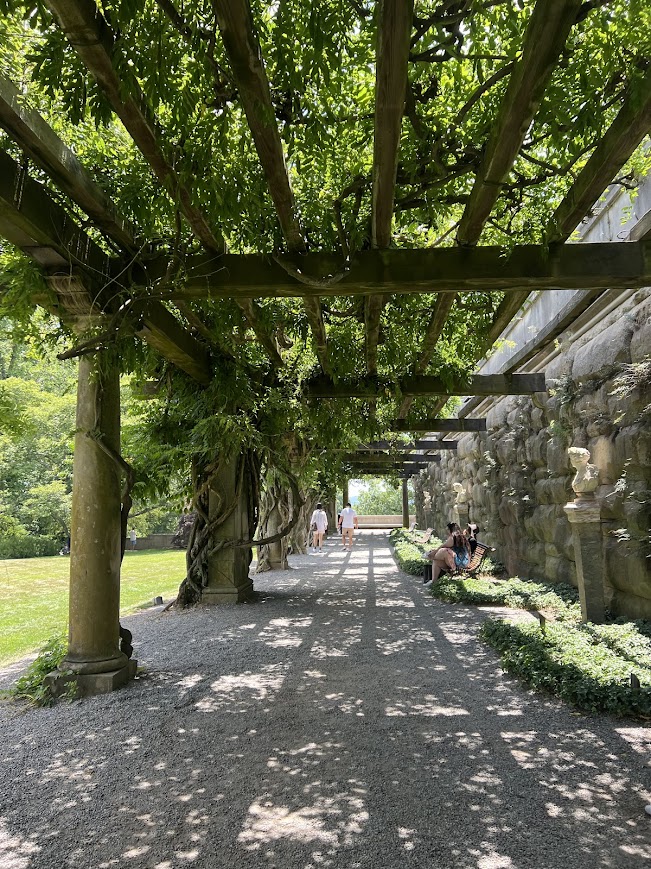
top-left (309, 503), bottom-right (328, 553)
top-left (338, 502), bottom-right (359, 550)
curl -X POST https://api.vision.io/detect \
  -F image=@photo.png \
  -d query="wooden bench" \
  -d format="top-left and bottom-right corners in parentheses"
top-left (412, 527), bottom-right (434, 544)
top-left (422, 541), bottom-right (495, 583)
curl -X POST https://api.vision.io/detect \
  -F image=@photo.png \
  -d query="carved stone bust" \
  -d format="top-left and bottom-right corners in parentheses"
top-left (452, 482), bottom-right (468, 504)
top-left (568, 446), bottom-right (599, 499)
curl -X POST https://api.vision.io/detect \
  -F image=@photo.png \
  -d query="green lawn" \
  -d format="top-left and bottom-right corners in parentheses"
top-left (0, 550), bottom-right (186, 666)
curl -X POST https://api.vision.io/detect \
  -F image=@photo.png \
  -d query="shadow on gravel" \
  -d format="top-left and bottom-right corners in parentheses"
top-left (0, 532), bottom-right (649, 868)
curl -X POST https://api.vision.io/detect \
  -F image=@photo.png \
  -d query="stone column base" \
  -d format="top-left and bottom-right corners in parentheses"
top-left (202, 580), bottom-right (254, 604)
top-left (45, 659), bottom-right (137, 699)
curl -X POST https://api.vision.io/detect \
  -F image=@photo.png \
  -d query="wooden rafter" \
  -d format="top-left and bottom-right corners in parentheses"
top-left (457, 0), bottom-right (582, 246)
top-left (547, 64), bottom-right (651, 242)
top-left (306, 372), bottom-right (545, 399)
top-left (152, 242), bottom-right (651, 298)
top-left (396, 292), bottom-right (455, 418)
top-left (213, 0), bottom-right (303, 251)
top-left (45, 0), bottom-right (225, 255)
top-left (212, 0), bottom-right (331, 375)
top-left (0, 151), bottom-right (212, 382)
top-left (372, 0), bottom-right (414, 249)
top-left (44, 0), bottom-right (283, 368)
top-left (389, 418), bottom-right (486, 433)
top-left (355, 439), bottom-right (458, 450)
top-left (365, 0), bottom-right (413, 374)
top-left (343, 452), bottom-right (447, 463)
top-left (0, 74), bottom-right (136, 253)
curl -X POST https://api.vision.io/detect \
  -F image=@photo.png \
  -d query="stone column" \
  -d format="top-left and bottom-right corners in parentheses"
top-left (563, 447), bottom-right (605, 623)
top-left (204, 454), bottom-right (254, 603)
top-left (402, 479), bottom-right (410, 527)
top-left (453, 482), bottom-right (469, 529)
top-left (47, 354), bottom-right (131, 697)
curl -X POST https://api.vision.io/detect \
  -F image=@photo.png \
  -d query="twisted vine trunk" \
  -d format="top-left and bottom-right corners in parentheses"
top-left (288, 489), bottom-right (317, 554)
top-left (256, 479), bottom-right (290, 572)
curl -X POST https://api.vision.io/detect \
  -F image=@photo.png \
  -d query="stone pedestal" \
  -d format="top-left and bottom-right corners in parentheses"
top-left (564, 498), bottom-right (605, 623)
top-left (204, 455), bottom-right (254, 604)
top-left (50, 354), bottom-right (131, 698)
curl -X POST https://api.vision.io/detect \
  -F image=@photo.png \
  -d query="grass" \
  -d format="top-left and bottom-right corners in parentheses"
top-left (0, 549), bottom-right (186, 666)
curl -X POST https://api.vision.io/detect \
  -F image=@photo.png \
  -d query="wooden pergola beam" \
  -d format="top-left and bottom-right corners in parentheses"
top-left (136, 302), bottom-right (212, 385)
top-left (0, 153), bottom-right (212, 383)
top-left (372, 0), bottom-right (414, 249)
top-left (355, 439), bottom-right (458, 450)
top-left (306, 372), bottom-right (546, 398)
top-left (389, 418), bottom-right (486, 432)
top-left (213, 0), bottom-right (304, 252)
top-left (364, 293), bottom-right (386, 375)
top-left (343, 452), bottom-right (445, 463)
top-left (0, 150), bottom-right (112, 277)
top-left (547, 64), bottom-right (651, 242)
top-left (457, 0), bottom-right (582, 246)
top-left (0, 74), bottom-right (136, 253)
top-left (157, 241), bottom-right (651, 299)
top-left (212, 0), bottom-right (331, 375)
top-left (396, 292), bottom-right (455, 418)
top-left (45, 0), bottom-right (225, 255)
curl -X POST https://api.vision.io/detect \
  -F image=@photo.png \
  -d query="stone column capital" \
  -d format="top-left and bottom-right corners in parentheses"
top-left (564, 499), bottom-right (601, 524)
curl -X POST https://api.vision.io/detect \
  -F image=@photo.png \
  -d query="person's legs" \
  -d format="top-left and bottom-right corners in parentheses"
top-left (312, 529), bottom-right (319, 551)
top-left (431, 548), bottom-right (454, 581)
top-left (316, 531), bottom-right (324, 550)
top-left (343, 528), bottom-right (353, 549)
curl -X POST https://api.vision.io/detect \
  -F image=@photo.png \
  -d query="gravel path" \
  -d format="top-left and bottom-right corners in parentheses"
top-left (0, 531), bottom-right (649, 869)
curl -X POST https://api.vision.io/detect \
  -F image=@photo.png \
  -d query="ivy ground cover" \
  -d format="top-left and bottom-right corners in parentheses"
top-left (429, 573), bottom-right (651, 719)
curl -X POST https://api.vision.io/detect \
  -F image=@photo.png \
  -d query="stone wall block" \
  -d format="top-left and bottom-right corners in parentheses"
top-left (604, 539), bottom-right (651, 601)
top-left (530, 407), bottom-right (545, 432)
top-left (571, 313), bottom-right (634, 383)
top-left (547, 437), bottom-right (572, 477)
top-left (534, 477), bottom-right (572, 505)
top-left (610, 590), bottom-right (651, 620)
top-left (589, 435), bottom-right (619, 484)
top-left (586, 415), bottom-right (614, 439)
top-left (544, 555), bottom-right (576, 587)
top-left (630, 297), bottom-right (651, 362)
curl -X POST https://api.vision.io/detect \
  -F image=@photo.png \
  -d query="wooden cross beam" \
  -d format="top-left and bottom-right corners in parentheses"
top-left (156, 241), bottom-right (651, 299)
top-left (389, 418), bottom-right (486, 432)
top-left (355, 440), bottom-right (458, 450)
top-left (0, 73), bottom-right (136, 253)
top-left (306, 373), bottom-right (545, 399)
top-left (343, 452), bottom-right (444, 463)
top-left (0, 152), bottom-right (212, 383)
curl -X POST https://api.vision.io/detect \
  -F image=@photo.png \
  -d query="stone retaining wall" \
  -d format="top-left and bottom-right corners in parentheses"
top-left (414, 289), bottom-right (651, 619)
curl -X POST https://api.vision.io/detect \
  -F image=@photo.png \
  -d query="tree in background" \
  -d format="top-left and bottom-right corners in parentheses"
top-left (356, 479), bottom-right (414, 516)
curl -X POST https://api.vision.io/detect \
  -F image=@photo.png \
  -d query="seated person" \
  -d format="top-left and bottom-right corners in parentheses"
top-left (426, 522), bottom-right (471, 582)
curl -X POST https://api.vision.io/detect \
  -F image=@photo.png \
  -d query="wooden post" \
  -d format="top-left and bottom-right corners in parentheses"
top-left (402, 479), bottom-right (409, 528)
top-left (47, 354), bottom-right (131, 697)
top-left (342, 479), bottom-right (349, 508)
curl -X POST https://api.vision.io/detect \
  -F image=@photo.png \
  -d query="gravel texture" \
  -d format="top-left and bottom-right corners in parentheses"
top-left (0, 530), bottom-right (649, 869)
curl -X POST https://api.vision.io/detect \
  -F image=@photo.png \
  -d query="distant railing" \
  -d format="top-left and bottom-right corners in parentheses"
top-left (355, 515), bottom-right (415, 528)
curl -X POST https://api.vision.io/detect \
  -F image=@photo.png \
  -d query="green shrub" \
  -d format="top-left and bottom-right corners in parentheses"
top-left (480, 618), bottom-right (651, 718)
top-left (6, 635), bottom-right (68, 706)
top-left (391, 528), bottom-right (443, 576)
top-left (432, 575), bottom-right (580, 619)
top-left (0, 534), bottom-right (60, 559)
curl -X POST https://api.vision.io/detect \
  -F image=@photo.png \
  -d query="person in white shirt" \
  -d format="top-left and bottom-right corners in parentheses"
top-left (338, 502), bottom-right (358, 550)
top-left (309, 502), bottom-right (328, 552)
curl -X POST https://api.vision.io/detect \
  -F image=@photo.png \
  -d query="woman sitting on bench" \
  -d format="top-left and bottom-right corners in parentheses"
top-left (427, 522), bottom-right (471, 582)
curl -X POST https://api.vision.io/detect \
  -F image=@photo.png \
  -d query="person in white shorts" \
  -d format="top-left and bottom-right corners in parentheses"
top-left (338, 502), bottom-right (358, 550)
top-left (309, 502), bottom-right (328, 552)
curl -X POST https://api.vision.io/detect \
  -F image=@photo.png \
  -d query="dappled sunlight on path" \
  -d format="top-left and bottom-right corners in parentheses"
top-left (0, 531), bottom-right (649, 868)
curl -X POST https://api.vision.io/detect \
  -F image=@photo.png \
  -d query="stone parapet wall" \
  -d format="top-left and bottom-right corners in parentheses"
top-left (414, 289), bottom-right (651, 619)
